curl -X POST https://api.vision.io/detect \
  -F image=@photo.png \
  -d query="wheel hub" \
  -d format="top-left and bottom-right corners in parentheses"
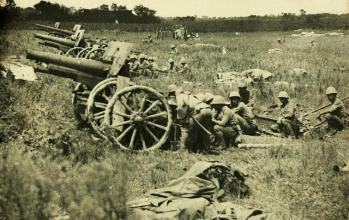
top-left (132, 113), bottom-right (145, 126)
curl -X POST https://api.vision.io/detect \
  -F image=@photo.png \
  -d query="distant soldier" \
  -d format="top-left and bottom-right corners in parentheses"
top-left (172, 88), bottom-right (213, 152)
top-left (143, 35), bottom-right (153, 44)
top-left (318, 87), bottom-right (347, 136)
top-left (211, 95), bottom-right (240, 148)
top-left (166, 58), bottom-right (176, 72)
top-left (170, 44), bottom-right (178, 54)
top-left (238, 81), bottom-right (255, 108)
top-left (271, 91), bottom-right (300, 138)
top-left (147, 57), bottom-right (160, 77)
top-left (229, 91), bottom-right (258, 135)
top-left (128, 54), bottom-right (140, 76)
top-left (177, 58), bottom-right (190, 74)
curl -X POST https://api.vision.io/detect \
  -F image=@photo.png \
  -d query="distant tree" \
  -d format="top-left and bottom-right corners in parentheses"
top-left (99, 4), bottom-right (109, 11)
top-left (110, 3), bottom-right (118, 11)
top-left (133, 4), bottom-right (156, 17)
top-left (300, 9), bottom-right (306, 16)
top-left (117, 5), bottom-right (127, 11)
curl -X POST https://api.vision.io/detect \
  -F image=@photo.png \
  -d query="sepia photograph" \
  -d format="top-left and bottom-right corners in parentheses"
top-left (0, 0), bottom-right (348, 219)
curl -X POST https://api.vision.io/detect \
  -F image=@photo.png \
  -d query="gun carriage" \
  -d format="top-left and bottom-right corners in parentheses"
top-left (27, 41), bottom-right (173, 151)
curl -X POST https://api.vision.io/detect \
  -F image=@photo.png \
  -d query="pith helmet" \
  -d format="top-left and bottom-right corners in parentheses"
top-left (139, 54), bottom-right (146, 59)
top-left (229, 91), bottom-right (241, 99)
top-left (238, 81), bottom-right (247, 88)
top-left (171, 44), bottom-right (176, 48)
top-left (278, 91), bottom-right (289, 99)
top-left (148, 57), bottom-right (155, 61)
top-left (195, 93), bottom-right (205, 102)
top-left (168, 58), bottom-right (174, 63)
top-left (130, 54), bottom-right (137, 59)
top-left (180, 58), bottom-right (186, 64)
top-left (204, 92), bottom-right (214, 103)
top-left (211, 95), bottom-right (226, 105)
top-left (168, 84), bottom-right (177, 93)
top-left (325, 86), bottom-right (337, 95)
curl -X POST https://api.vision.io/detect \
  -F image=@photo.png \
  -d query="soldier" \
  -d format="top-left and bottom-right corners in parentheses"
top-left (138, 54), bottom-right (151, 76)
top-left (164, 58), bottom-right (176, 73)
top-left (170, 45), bottom-right (178, 54)
top-left (128, 54), bottom-right (140, 76)
top-left (271, 91), bottom-right (300, 138)
top-left (229, 91), bottom-right (258, 135)
top-left (172, 88), bottom-right (213, 152)
top-left (211, 95), bottom-right (240, 148)
top-left (238, 81), bottom-right (254, 108)
top-left (167, 84), bottom-right (177, 97)
top-left (177, 58), bottom-right (190, 74)
top-left (318, 87), bottom-right (347, 136)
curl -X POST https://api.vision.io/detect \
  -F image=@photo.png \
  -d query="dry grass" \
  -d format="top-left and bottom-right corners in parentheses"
top-left (0, 29), bottom-right (349, 219)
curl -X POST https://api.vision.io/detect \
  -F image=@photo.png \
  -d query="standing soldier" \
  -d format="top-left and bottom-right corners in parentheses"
top-left (271, 91), bottom-right (300, 138)
top-left (318, 87), bottom-right (347, 136)
top-left (171, 88), bottom-right (213, 152)
top-left (229, 91), bottom-right (258, 135)
top-left (177, 58), bottom-right (190, 74)
top-left (238, 81), bottom-right (254, 108)
top-left (211, 95), bottom-right (240, 148)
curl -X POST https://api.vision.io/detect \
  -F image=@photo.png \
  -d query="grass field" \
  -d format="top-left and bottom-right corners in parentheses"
top-left (1, 29), bottom-right (349, 219)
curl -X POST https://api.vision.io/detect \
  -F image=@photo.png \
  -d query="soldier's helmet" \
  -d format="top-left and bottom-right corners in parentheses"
top-left (130, 54), bottom-right (137, 60)
top-left (325, 86), bottom-right (337, 95)
top-left (195, 93), bottom-right (205, 102)
top-left (278, 91), bottom-right (290, 99)
top-left (211, 95), bottom-right (227, 105)
top-left (180, 58), bottom-right (186, 64)
top-left (168, 58), bottom-right (174, 63)
top-left (229, 91), bottom-right (241, 99)
top-left (168, 84), bottom-right (177, 93)
top-left (238, 81), bottom-right (248, 88)
top-left (148, 57), bottom-right (155, 61)
top-left (139, 54), bottom-right (147, 59)
top-left (204, 92), bottom-right (214, 103)
top-left (171, 44), bottom-right (176, 49)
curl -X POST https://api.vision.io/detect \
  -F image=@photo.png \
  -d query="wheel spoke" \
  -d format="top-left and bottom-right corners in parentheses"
top-left (140, 132), bottom-right (147, 150)
top-left (112, 111), bottom-right (131, 119)
top-left (118, 97), bottom-right (134, 113)
top-left (147, 121), bottom-right (167, 131)
top-left (94, 102), bottom-right (107, 109)
top-left (139, 95), bottom-right (148, 112)
top-left (129, 127), bottom-right (137, 149)
top-left (146, 111), bottom-right (167, 119)
top-left (93, 111), bottom-right (105, 120)
top-left (102, 93), bottom-right (110, 101)
top-left (116, 125), bottom-right (134, 142)
top-left (144, 125), bottom-right (159, 142)
top-left (132, 93), bottom-right (139, 112)
top-left (111, 120), bottom-right (132, 128)
top-left (144, 100), bottom-right (160, 115)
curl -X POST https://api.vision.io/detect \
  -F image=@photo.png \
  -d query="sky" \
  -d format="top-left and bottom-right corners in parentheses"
top-left (10, 0), bottom-right (349, 17)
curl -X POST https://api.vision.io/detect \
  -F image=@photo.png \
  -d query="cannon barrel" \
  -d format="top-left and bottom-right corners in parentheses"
top-left (35, 33), bottom-right (76, 47)
top-left (35, 24), bottom-right (74, 36)
top-left (35, 64), bottom-right (104, 87)
top-left (27, 50), bottom-right (110, 77)
top-left (38, 41), bottom-right (70, 53)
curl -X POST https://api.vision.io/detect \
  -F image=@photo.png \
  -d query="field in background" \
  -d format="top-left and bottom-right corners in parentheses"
top-left (0, 30), bottom-right (349, 219)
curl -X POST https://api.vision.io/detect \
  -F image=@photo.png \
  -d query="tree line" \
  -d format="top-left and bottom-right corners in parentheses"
top-left (1, 0), bottom-right (349, 32)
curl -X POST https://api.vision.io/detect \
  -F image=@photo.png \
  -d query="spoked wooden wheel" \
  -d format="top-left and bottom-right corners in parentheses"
top-left (104, 85), bottom-right (172, 151)
top-left (86, 78), bottom-right (118, 138)
top-left (65, 47), bottom-right (84, 57)
top-left (85, 48), bottom-right (105, 60)
top-left (72, 83), bottom-right (90, 124)
top-left (77, 47), bottom-right (92, 58)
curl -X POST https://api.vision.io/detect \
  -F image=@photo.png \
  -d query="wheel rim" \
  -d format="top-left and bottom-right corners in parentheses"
top-left (85, 48), bottom-right (105, 59)
top-left (65, 47), bottom-right (84, 57)
top-left (77, 47), bottom-right (92, 58)
top-left (86, 78), bottom-right (118, 138)
top-left (104, 85), bottom-right (172, 151)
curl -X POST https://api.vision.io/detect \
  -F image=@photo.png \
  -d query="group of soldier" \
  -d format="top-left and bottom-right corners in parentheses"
top-left (126, 51), bottom-right (191, 77)
top-left (165, 83), bottom-right (347, 152)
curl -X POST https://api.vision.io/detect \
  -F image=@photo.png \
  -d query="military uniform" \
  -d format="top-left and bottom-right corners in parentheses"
top-left (271, 99), bottom-right (300, 138)
top-left (322, 98), bottom-right (347, 131)
top-left (212, 105), bottom-right (239, 148)
top-left (176, 91), bottom-right (213, 152)
top-left (232, 102), bottom-right (258, 135)
top-left (177, 63), bottom-right (190, 74)
top-left (239, 89), bottom-right (255, 108)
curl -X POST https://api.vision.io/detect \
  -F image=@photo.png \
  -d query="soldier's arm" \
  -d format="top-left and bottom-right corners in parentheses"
top-left (212, 110), bottom-right (230, 126)
top-left (282, 104), bottom-right (295, 119)
top-left (319, 100), bottom-right (344, 115)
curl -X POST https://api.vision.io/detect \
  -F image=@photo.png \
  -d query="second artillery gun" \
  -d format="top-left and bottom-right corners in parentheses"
top-left (27, 41), bottom-right (173, 151)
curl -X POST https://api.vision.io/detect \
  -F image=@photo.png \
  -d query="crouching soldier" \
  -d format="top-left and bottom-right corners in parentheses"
top-left (318, 87), bottom-right (347, 136)
top-left (271, 91), bottom-right (300, 138)
top-left (172, 87), bottom-right (213, 152)
top-left (211, 95), bottom-right (240, 148)
top-left (229, 91), bottom-right (258, 135)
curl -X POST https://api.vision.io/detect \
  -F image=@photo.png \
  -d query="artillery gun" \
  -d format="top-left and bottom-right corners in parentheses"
top-left (27, 41), bottom-right (173, 151)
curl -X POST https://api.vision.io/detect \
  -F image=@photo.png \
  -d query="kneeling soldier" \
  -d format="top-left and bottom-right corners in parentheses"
top-left (318, 86), bottom-right (347, 136)
top-left (271, 91), bottom-right (300, 138)
top-left (211, 96), bottom-right (240, 148)
top-left (229, 91), bottom-right (258, 135)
